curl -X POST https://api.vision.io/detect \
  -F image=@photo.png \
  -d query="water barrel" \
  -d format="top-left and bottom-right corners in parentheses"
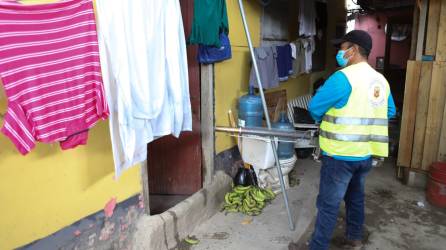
top-left (238, 87), bottom-right (263, 128)
top-left (426, 162), bottom-right (446, 208)
top-left (273, 112), bottom-right (295, 159)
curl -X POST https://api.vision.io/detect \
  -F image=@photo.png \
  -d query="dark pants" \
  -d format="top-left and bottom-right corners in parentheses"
top-left (309, 156), bottom-right (373, 250)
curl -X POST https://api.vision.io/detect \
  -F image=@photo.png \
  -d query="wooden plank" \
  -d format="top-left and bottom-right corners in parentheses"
top-left (411, 62), bottom-right (433, 169)
top-left (436, 0), bottom-right (446, 61)
top-left (422, 62), bottom-right (446, 170)
top-left (201, 64), bottom-right (215, 187)
top-left (416, 0), bottom-right (428, 60)
top-left (409, 4), bottom-right (419, 60)
top-left (264, 89), bottom-right (287, 122)
top-left (273, 97), bottom-right (286, 122)
top-left (425, 0), bottom-right (442, 55)
top-left (438, 100), bottom-right (446, 161)
top-left (140, 161), bottom-right (151, 215)
top-left (397, 60), bottom-right (422, 167)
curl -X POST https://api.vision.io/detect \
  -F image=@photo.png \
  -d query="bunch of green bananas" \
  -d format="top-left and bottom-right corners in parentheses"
top-left (222, 185), bottom-right (276, 216)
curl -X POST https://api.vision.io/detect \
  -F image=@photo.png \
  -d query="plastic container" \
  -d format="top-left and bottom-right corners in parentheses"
top-left (426, 162), bottom-right (446, 208)
top-left (241, 135), bottom-right (277, 172)
top-left (238, 87), bottom-right (263, 127)
top-left (273, 112), bottom-right (295, 159)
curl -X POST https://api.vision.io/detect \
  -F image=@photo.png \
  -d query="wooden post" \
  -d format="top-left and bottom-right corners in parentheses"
top-left (201, 64), bottom-right (215, 187)
top-left (422, 62), bottom-right (446, 170)
top-left (397, 60), bottom-right (422, 167)
top-left (416, 0), bottom-right (428, 60)
top-left (409, 4), bottom-right (419, 60)
top-left (425, 0), bottom-right (442, 56)
top-left (436, 0), bottom-right (446, 61)
top-left (438, 102), bottom-right (446, 161)
top-left (140, 161), bottom-right (151, 215)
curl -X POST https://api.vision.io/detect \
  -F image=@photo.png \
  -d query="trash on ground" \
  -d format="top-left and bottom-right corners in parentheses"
top-left (241, 217), bottom-right (253, 225)
top-left (184, 235), bottom-right (200, 245)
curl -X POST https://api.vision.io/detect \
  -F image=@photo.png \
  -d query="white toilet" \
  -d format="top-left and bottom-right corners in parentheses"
top-left (266, 155), bottom-right (297, 189)
top-left (240, 135), bottom-right (297, 190)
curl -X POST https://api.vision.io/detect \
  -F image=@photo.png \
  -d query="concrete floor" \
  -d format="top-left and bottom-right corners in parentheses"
top-left (188, 158), bottom-right (446, 250)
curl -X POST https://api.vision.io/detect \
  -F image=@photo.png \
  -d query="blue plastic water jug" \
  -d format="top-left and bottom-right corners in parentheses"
top-left (238, 87), bottom-right (263, 127)
top-left (273, 112), bottom-right (295, 159)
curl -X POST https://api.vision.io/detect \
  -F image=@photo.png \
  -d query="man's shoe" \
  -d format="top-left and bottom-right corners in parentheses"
top-left (342, 239), bottom-right (363, 250)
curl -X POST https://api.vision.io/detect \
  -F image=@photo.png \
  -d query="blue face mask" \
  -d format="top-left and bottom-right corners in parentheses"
top-left (336, 48), bottom-right (351, 67)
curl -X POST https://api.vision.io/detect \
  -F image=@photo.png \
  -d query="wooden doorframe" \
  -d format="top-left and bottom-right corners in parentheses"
top-left (140, 64), bottom-right (215, 214)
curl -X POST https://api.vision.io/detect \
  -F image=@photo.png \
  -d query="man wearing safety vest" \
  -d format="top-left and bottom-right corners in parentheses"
top-left (307, 30), bottom-right (396, 250)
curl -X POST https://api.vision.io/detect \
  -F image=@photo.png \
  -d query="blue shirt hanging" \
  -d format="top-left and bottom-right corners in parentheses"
top-left (276, 44), bottom-right (293, 81)
top-left (198, 33), bottom-right (232, 64)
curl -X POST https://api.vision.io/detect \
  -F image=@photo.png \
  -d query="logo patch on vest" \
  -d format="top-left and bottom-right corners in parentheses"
top-left (368, 81), bottom-right (386, 107)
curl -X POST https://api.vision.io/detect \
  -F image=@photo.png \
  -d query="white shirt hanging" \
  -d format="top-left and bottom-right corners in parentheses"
top-left (96, 0), bottom-right (192, 177)
top-left (299, 0), bottom-right (317, 36)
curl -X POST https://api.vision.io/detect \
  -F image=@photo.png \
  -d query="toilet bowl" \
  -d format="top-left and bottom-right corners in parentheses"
top-left (240, 134), bottom-right (297, 190)
top-left (268, 155), bottom-right (297, 189)
top-left (257, 154), bottom-right (297, 190)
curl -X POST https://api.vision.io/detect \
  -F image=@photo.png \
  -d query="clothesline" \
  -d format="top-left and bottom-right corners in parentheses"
top-left (249, 37), bottom-right (316, 90)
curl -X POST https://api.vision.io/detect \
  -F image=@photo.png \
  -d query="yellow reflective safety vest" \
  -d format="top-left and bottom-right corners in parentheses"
top-left (319, 62), bottom-right (390, 157)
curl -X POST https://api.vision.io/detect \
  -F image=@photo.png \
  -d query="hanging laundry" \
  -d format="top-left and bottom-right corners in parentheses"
top-left (303, 37), bottom-right (315, 73)
top-left (249, 47), bottom-right (279, 89)
top-left (188, 0), bottom-right (229, 47)
top-left (96, 0), bottom-right (191, 177)
top-left (198, 32), bottom-right (232, 64)
top-left (291, 40), bottom-right (305, 77)
top-left (298, 0), bottom-right (317, 36)
top-left (290, 43), bottom-right (297, 59)
top-left (0, 0), bottom-right (108, 155)
top-left (290, 37), bottom-right (315, 77)
top-left (276, 44), bottom-right (293, 81)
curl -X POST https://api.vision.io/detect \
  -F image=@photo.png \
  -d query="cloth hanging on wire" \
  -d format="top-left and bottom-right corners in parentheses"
top-left (298, 0), bottom-right (317, 36)
top-left (188, 0), bottom-right (229, 47)
top-left (96, 0), bottom-right (192, 177)
top-left (0, 0), bottom-right (109, 154)
top-left (276, 44), bottom-right (294, 81)
top-left (290, 37), bottom-right (315, 76)
top-left (198, 32), bottom-right (232, 64)
top-left (249, 47), bottom-right (279, 89)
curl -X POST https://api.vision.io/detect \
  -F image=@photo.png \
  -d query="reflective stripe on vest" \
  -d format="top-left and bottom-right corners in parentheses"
top-left (319, 130), bottom-right (389, 143)
top-left (322, 114), bottom-right (388, 126)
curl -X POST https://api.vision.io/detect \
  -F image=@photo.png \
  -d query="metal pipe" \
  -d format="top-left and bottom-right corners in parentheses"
top-left (215, 126), bottom-right (309, 139)
top-left (237, 0), bottom-right (295, 230)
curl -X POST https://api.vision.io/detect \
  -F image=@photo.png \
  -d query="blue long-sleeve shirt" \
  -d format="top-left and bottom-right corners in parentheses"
top-left (308, 71), bottom-right (396, 161)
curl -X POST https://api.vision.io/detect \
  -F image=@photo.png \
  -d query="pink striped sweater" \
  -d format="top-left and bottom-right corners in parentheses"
top-left (0, 0), bottom-right (109, 154)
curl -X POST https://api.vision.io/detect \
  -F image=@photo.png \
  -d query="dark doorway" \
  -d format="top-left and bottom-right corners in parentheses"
top-left (147, 0), bottom-right (202, 215)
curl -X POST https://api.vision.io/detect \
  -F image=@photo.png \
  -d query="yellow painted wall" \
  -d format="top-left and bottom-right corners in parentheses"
top-left (215, 0), bottom-right (344, 153)
top-left (215, 0), bottom-right (260, 153)
top-left (0, 1), bottom-right (141, 249)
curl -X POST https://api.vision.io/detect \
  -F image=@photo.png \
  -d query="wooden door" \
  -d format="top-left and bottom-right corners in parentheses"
top-left (147, 0), bottom-right (202, 195)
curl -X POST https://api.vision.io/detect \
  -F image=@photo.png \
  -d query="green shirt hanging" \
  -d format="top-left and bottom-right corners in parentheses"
top-left (188, 0), bottom-right (229, 47)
